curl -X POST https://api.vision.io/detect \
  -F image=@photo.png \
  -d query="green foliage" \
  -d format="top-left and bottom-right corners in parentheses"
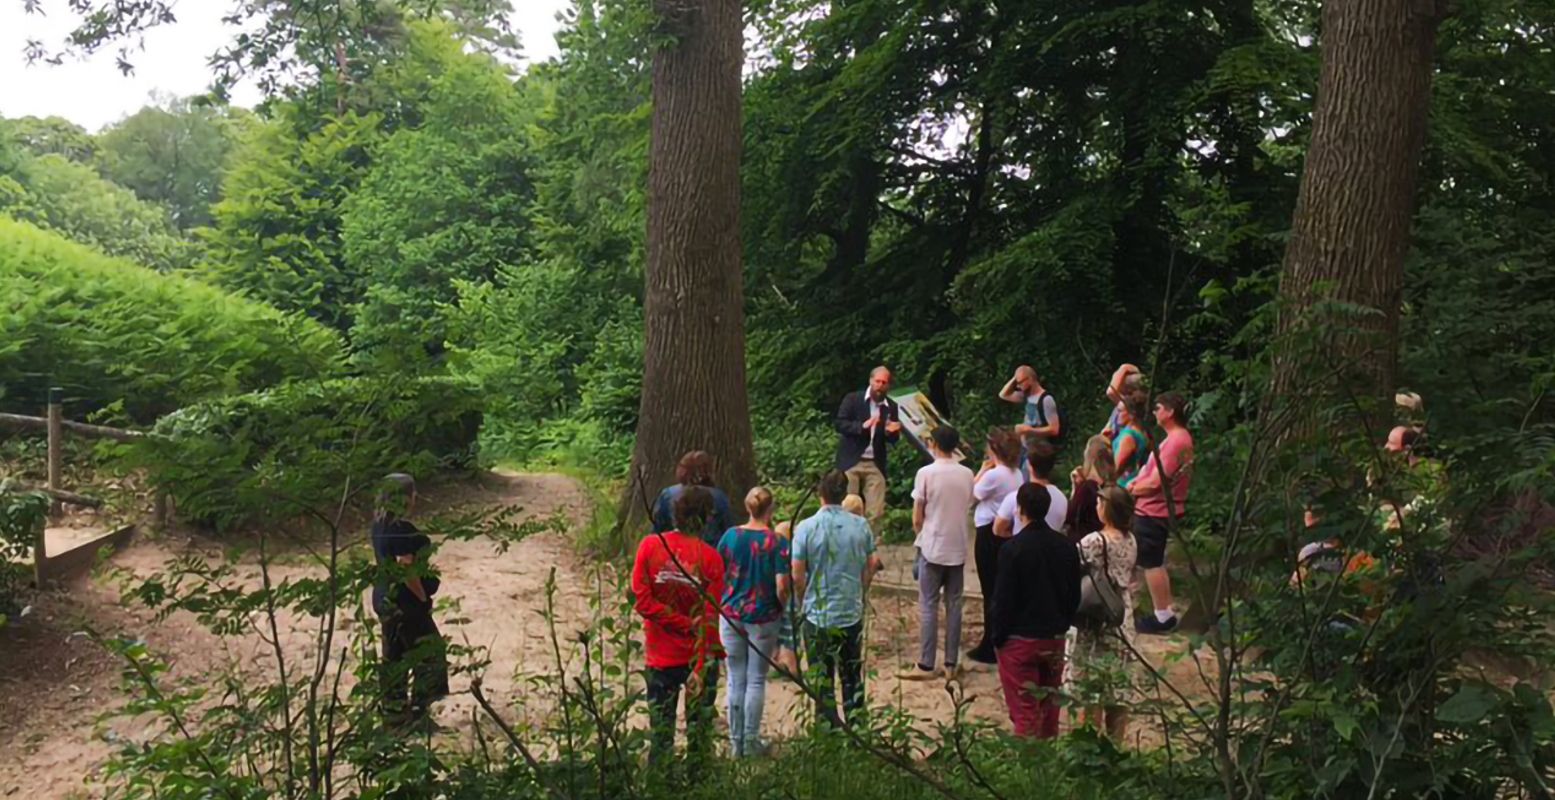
top-left (0, 482), bottom-right (46, 625)
top-left (451, 0), bottom-right (650, 466)
top-left (342, 21), bottom-right (538, 369)
top-left (0, 217), bottom-right (343, 421)
top-left (128, 375), bottom-right (481, 530)
top-left (199, 111), bottom-right (382, 332)
top-left (0, 123), bottom-right (192, 271)
top-left (2, 115), bottom-right (97, 162)
top-left (94, 95), bottom-right (255, 231)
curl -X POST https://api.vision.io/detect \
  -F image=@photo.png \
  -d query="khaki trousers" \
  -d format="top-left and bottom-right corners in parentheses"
top-left (844, 459), bottom-right (887, 532)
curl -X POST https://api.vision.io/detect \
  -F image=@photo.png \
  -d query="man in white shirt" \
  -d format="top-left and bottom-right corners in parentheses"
top-left (993, 438), bottom-right (1068, 538)
top-left (901, 425), bottom-right (975, 680)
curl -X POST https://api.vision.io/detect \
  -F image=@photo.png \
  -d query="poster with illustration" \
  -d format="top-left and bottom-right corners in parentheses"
top-left (889, 386), bottom-right (976, 463)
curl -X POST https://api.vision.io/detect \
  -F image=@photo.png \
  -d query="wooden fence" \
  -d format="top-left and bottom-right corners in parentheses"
top-left (1, 387), bottom-right (158, 586)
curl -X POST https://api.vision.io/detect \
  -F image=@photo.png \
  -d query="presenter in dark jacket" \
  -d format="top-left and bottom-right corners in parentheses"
top-left (990, 483), bottom-right (1081, 739)
top-left (835, 366), bottom-right (902, 532)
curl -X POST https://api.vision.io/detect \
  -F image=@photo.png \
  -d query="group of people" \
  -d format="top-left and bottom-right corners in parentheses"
top-left (633, 454), bottom-right (879, 762)
top-left (860, 364), bottom-right (1194, 741)
top-left (358, 357), bottom-right (1460, 769)
top-left (363, 370), bottom-right (1443, 757)
top-left (625, 363), bottom-right (1197, 760)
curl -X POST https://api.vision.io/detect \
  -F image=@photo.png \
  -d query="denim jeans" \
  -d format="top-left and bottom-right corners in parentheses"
top-left (719, 616), bottom-right (780, 756)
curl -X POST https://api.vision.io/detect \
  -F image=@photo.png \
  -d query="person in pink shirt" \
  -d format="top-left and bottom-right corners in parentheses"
top-left (1129, 392), bottom-right (1193, 634)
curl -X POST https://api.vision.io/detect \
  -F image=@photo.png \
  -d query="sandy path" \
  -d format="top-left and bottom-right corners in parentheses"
top-left (0, 470), bottom-right (594, 798)
top-left (0, 470), bottom-right (1201, 798)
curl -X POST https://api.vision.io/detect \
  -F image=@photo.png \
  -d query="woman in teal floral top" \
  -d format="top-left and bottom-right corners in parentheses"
top-left (716, 487), bottom-right (790, 756)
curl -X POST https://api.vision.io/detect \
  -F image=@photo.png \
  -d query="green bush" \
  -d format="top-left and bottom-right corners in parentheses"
top-left (127, 375), bottom-right (481, 530)
top-left (0, 482), bottom-right (46, 625)
top-left (0, 133), bottom-right (193, 271)
top-left (0, 217), bottom-right (344, 421)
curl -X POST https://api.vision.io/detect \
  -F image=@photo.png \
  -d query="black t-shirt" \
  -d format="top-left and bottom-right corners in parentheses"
top-left (370, 517), bottom-right (438, 615)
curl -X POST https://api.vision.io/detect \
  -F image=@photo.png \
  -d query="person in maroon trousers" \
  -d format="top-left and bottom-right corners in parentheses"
top-left (990, 483), bottom-right (1081, 739)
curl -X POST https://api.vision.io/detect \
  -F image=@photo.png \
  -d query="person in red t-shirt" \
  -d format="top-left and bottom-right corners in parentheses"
top-left (631, 485), bottom-right (726, 765)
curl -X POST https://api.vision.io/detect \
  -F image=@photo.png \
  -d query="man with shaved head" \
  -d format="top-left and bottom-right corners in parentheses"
top-left (834, 366), bottom-right (902, 531)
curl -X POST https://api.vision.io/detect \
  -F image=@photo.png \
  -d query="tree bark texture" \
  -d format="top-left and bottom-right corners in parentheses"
top-left (619, 0), bottom-right (756, 534)
top-left (1270, 0), bottom-right (1443, 429)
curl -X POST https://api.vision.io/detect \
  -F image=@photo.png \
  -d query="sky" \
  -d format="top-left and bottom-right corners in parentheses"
top-left (0, 1), bottom-right (572, 132)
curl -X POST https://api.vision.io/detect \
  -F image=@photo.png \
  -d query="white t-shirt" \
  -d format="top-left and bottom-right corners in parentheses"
top-left (995, 482), bottom-right (1068, 533)
top-left (861, 389), bottom-right (883, 460)
top-left (972, 464), bottom-right (1022, 527)
top-left (911, 457), bottom-right (976, 566)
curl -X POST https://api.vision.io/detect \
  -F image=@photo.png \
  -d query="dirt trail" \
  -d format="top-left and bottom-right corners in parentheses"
top-left (0, 470), bottom-right (1200, 798)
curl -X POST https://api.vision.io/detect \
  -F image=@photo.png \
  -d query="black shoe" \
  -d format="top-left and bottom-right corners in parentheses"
top-left (1135, 614), bottom-right (1179, 635)
top-left (967, 646), bottom-right (997, 665)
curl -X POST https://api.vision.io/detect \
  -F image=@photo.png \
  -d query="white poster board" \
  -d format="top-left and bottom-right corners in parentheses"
top-left (889, 386), bottom-right (976, 463)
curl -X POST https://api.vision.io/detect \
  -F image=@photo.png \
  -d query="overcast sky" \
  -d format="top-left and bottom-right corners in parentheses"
top-left (0, 1), bottom-right (572, 132)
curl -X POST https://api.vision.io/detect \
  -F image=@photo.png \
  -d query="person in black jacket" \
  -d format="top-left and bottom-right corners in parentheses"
top-left (370, 473), bottom-right (448, 726)
top-left (990, 482), bottom-right (1081, 739)
top-left (834, 366), bottom-right (902, 531)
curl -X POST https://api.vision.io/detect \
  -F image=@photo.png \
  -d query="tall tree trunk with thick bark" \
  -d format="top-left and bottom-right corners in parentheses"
top-left (618, 0), bottom-right (755, 535)
top-left (1269, 0), bottom-right (1445, 433)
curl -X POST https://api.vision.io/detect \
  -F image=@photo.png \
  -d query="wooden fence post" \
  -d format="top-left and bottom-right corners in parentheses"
top-left (32, 501), bottom-right (46, 590)
top-left (46, 386), bottom-right (63, 516)
top-left (153, 491), bottom-right (169, 530)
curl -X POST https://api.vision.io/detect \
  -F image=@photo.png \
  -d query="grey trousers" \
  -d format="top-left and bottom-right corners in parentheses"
top-left (917, 555), bottom-right (965, 669)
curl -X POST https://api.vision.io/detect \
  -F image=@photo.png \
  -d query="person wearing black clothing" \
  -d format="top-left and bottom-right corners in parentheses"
top-left (990, 483), bottom-right (1081, 739)
top-left (370, 473), bottom-right (448, 724)
top-left (834, 366), bottom-right (902, 532)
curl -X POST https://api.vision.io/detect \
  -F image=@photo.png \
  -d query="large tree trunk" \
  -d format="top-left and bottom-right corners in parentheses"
top-left (618, 0), bottom-right (755, 536)
top-left (1269, 0), bottom-right (1444, 432)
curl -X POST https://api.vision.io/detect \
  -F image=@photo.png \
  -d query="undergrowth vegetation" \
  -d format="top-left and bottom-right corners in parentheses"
top-left (0, 217), bottom-right (343, 421)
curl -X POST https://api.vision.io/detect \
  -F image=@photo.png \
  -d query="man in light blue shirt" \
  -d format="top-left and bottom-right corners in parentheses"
top-left (792, 469), bottom-right (879, 728)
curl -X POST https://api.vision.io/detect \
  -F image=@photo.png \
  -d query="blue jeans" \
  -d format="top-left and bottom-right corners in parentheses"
top-left (719, 616), bottom-right (780, 756)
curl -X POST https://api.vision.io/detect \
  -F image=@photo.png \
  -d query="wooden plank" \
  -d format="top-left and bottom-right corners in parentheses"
top-left (21, 485), bottom-right (106, 508)
top-left (34, 524), bottom-right (136, 586)
top-left (0, 412), bottom-right (147, 442)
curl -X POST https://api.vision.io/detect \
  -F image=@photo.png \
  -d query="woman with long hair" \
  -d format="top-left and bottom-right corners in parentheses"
top-left (1066, 485), bottom-right (1138, 741)
top-left (716, 486), bottom-right (790, 756)
top-left (1066, 435), bottom-right (1115, 543)
top-left (967, 427), bottom-right (1023, 665)
top-left (369, 473), bottom-right (448, 726)
top-left (652, 450), bottom-right (736, 546)
top-left (1112, 398), bottom-right (1151, 488)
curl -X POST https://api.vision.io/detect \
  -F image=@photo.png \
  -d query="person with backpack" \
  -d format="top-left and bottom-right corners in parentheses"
top-left (1067, 485), bottom-right (1138, 741)
top-left (1000, 365), bottom-right (1064, 444)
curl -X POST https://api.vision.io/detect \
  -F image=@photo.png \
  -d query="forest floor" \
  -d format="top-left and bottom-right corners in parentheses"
top-left (0, 470), bottom-right (1206, 799)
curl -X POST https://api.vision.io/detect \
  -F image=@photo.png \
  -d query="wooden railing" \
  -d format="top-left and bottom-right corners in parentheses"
top-left (0, 386), bottom-right (164, 524)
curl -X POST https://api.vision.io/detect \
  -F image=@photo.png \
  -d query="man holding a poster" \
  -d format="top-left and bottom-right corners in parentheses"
top-left (834, 366), bottom-right (902, 531)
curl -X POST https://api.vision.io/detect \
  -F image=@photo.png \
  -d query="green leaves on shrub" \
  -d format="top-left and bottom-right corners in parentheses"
top-left (127, 375), bottom-right (481, 530)
top-left (0, 483), bottom-right (46, 624)
top-left (0, 217), bottom-right (344, 421)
